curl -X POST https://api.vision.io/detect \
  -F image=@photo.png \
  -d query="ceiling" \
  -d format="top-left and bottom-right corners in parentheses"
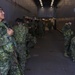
top-left (6, 0), bottom-right (75, 18)
top-left (7, 0), bottom-right (62, 16)
top-left (33, 0), bottom-right (61, 8)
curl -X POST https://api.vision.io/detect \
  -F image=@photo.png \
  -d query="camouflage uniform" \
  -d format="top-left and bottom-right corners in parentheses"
top-left (70, 37), bottom-right (75, 62)
top-left (26, 21), bottom-right (37, 58)
top-left (26, 34), bottom-right (36, 49)
top-left (27, 20), bottom-right (36, 37)
top-left (13, 23), bottom-right (27, 75)
top-left (38, 20), bottom-right (45, 37)
top-left (0, 22), bottom-right (22, 75)
top-left (47, 21), bottom-right (52, 31)
top-left (62, 24), bottom-right (74, 57)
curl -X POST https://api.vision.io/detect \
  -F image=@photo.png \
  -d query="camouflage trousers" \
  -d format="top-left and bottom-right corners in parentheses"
top-left (64, 38), bottom-right (71, 56)
top-left (70, 47), bottom-right (75, 61)
top-left (16, 43), bottom-right (26, 75)
top-left (70, 37), bottom-right (75, 61)
top-left (0, 57), bottom-right (22, 75)
top-left (0, 47), bottom-right (10, 75)
top-left (9, 53), bottom-right (23, 75)
top-left (38, 29), bottom-right (44, 37)
top-left (0, 60), bottom-right (10, 75)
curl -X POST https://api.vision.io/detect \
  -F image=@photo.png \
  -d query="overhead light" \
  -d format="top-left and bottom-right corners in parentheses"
top-left (42, 7), bottom-right (43, 8)
top-left (42, 18), bottom-right (45, 20)
top-left (50, 6), bottom-right (52, 8)
top-left (51, 0), bottom-right (54, 7)
top-left (39, 0), bottom-right (43, 7)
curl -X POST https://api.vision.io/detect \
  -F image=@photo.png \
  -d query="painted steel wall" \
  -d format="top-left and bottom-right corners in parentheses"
top-left (56, 0), bottom-right (75, 32)
top-left (0, 0), bottom-right (32, 23)
top-left (56, 0), bottom-right (75, 18)
top-left (38, 7), bottom-right (54, 18)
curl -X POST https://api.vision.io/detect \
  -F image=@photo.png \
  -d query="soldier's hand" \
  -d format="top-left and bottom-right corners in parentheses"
top-left (7, 28), bottom-right (14, 36)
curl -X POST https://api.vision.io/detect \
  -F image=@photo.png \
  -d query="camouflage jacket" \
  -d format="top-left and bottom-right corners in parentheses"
top-left (64, 29), bottom-right (74, 40)
top-left (13, 23), bottom-right (28, 43)
top-left (0, 22), bottom-right (14, 61)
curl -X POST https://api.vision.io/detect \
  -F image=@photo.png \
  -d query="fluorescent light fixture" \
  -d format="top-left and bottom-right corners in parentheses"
top-left (42, 6), bottom-right (43, 8)
top-left (51, 0), bottom-right (54, 7)
top-left (39, 0), bottom-right (43, 7)
top-left (42, 18), bottom-right (45, 20)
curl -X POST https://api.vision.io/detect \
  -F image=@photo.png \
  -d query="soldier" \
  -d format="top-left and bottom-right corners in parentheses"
top-left (62, 22), bottom-right (74, 57)
top-left (13, 18), bottom-right (27, 75)
top-left (70, 36), bottom-right (75, 62)
top-left (38, 20), bottom-right (45, 38)
top-left (47, 20), bottom-right (52, 31)
top-left (0, 7), bottom-right (22, 75)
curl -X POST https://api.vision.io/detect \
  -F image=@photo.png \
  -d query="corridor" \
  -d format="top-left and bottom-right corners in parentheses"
top-left (25, 30), bottom-right (75, 75)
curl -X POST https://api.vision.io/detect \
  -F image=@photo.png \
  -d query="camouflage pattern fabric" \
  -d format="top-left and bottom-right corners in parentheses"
top-left (28, 20), bottom-right (36, 37)
top-left (16, 43), bottom-right (26, 75)
top-left (26, 34), bottom-right (36, 48)
top-left (62, 24), bottom-right (74, 57)
top-left (37, 21), bottom-right (45, 37)
top-left (9, 49), bottom-right (23, 75)
top-left (13, 24), bottom-right (27, 43)
top-left (0, 22), bottom-right (12, 75)
top-left (13, 23), bottom-right (27, 75)
top-left (47, 21), bottom-right (52, 31)
top-left (70, 37), bottom-right (75, 62)
top-left (0, 22), bottom-right (22, 75)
